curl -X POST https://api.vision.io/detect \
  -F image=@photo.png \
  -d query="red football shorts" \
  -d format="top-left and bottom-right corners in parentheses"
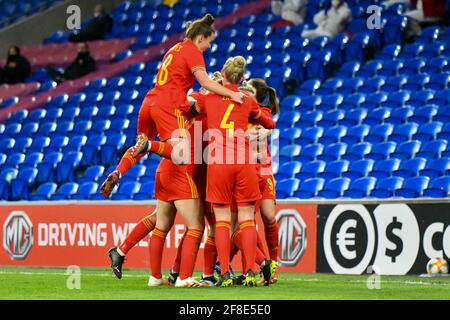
top-left (206, 164), bottom-right (261, 205)
top-left (259, 174), bottom-right (276, 201)
top-left (137, 97), bottom-right (187, 142)
top-left (154, 160), bottom-right (199, 202)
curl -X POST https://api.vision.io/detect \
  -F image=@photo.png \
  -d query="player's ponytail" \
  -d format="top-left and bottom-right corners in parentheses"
top-left (185, 13), bottom-right (216, 40)
top-left (222, 56), bottom-right (246, 84)
top-left (248, 78), bottom-right (280, 115)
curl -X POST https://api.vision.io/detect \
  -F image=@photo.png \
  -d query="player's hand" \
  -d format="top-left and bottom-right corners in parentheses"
top-left (230, 91), bottom-right (245, 103)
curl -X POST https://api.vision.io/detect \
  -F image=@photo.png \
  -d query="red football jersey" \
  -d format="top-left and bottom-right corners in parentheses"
top-left (146, 38), bottom-right (206, 110)
top-left (195, 84), bottom-right (270, 165)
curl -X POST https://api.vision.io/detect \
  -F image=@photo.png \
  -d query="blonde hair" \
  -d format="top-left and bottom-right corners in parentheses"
top-left (185, 14), bottom-right (215, 40)
top-left (222, 56), bottom-right (246, 84)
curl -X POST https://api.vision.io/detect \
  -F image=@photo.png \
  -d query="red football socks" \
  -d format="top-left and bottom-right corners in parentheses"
top-left (171, 231), bottom-right (186, 274)
top-left (118, 215), bottom-right (155, 255)
top-left (264, 220), bottom-right (279, 261)
top-left (215, 220), bottom-right (231, 275)
top-left (203, 236), bottom-right (217, 277)
top-left (149, 228), bottom-right (168, 279)
top-left (116, 147), bottom-right (145, 176)
top-left (179, 229), bottom-right (204, 280)
top-left (239, 220), bottom-right (257, 274)
top-left (149, 141), bottom-right (174, 160)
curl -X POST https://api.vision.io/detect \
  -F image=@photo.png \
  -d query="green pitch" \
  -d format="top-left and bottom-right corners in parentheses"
top-left (1, 267), bottom-right (450, 300)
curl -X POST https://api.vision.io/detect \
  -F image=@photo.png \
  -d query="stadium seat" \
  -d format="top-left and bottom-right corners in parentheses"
top-left (21, 122), bottom-right (39, 136)
top-left (51, 182), bottom-right (79, 200)
top-left (388, 106), bottom-right (414, 125)
top-left (279, 144), bottom-right (301, 163)
top-left (280, 95), bottom-right (301, 110)
top-left (340, 77), bottom-right (364, 94)
top-left (423, 176), bottom-right (450, 198)
top-left (425, 73), bottom-right (450, 90)
top-left (391, 140), bottom-right (421, 160)
top-left (80, 135), bottom-right (107, 165)
top-left (12, 137), bottom-right (32, 153)
top-left (78, 166), bottom-right (105, 184)
top-left (65, 135), bottom-right (87, 153)
top-left (30, 182), bottom-right (58, 201)
top-left (413, 122), bottom-right (443, 141)
top-left (277, 111), bottom-right (300, 128)
top-left (343, 177), bottom-right (377, 198)
top-left (396, 176), bottom-right (430, 198)
top-left (366, 123), bottom-right (394, 143)
top-left (408, 90), bottom-right (434, 107)
top-left (277, 178), bottom-right (300, 198)
top-left (390, 123), bottom-right (419, 143)
top-left (366, 141), bottom-right (396, 160)
top-left (394, 157), bottom-right (427, 178)
top-left (293, 178), bottom-right (325, 199)
top-left (317, 177), bottom-right (351, 198)
top-left (296, 160), bottom-right (326, 180)
top-left (383, 91), bottom-right (410, 108)
top-left (409, 104), bottom-right (438, 123)
top-left (342, 159), bottom-right (374, 179)
top-left (318, 160), bottom-right (349, 180)
top-left (100, 134), bottom-right (127, 165)
top-left (416, 139), bottom-right (447, 159)
top-left (420, 158), bottom-right (450, 179)
top-left (298, 110), bottom-right (322, 128)
top-left (297, 127), bottom-right (324, 146)
top-left (71, 182), bottom-right (99, 200)
top-left (4, 123), bottom-right (21, 137)
top-left (10, 167), bottom-right (38, 201)
top-left (277, 161), bottom-right (301, 180)
top-left (370, 158), bottom-right (401, 179)
top-left (55, 151), bottom-right (83, 183)
top-left (111, 181), bottom-right (141, 200)
top-left (342, 124), bottom-right (370, 144)
top-left (20, 152), bottom-right (44, 169)
top-left (364, 108), bottom-right (391, 127)
top-left (318, 109), bottom-right (345, 127)
top-left (342, 142), bottom-right (372, 161)
top-left (319, 125), bottom-right (347, 145)
top-left (121, 164), bottom-right (146, 183)
top-left (371, 177), bottom-right (404, 198)
top-left (4, 153), bottom-right (25, 169)
top-left (317, 143), bottom-right (347, 162)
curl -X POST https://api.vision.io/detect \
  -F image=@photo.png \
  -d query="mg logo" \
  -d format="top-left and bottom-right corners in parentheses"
top-left (277, 209), bottom-right (307, 267)
top-left (3, 211), bottom-right (33, 260)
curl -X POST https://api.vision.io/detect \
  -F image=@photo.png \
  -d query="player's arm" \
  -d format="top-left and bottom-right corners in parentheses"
top-left (194, 70), bottom-right (245, 103)
top-left (249, 101), bottom-right (276, 129)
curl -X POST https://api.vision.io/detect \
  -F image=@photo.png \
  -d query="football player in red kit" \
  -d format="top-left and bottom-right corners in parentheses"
top-left (188, 56), bottom-right (275, 287)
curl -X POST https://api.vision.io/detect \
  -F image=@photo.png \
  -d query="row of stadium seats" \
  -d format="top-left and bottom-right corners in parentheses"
top-left (0, 0), bottom-right (62, 28)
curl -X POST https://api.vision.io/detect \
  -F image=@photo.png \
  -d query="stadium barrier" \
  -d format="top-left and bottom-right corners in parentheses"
top-left (1, 199), bottom-right (449, 275)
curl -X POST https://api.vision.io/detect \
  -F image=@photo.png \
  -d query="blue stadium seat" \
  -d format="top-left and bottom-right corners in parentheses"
top-left (423, 176), bottom-right (450, 198)
top-left (359, 76), bottom-right (386, 94)
top-left (316, 78), bottom-right (344, 95)
top-left (78, 165), bottom-right (105, 184)
top-left (36, 122), bottom-right (57, 137)
top-left (414, 122), bottom-right (443, 141)
top-left (280, 95), bottom-right (301, 110)
top-left (20, 152), bottom-right (44, 169)
top-left (371, 177), bottom-right (404, 198)
top-left (297, 127), bottom-right (324, 146)
top-left (361, 92), bottom-right (388, 110)
top-left (28, 108), bottom-right (47, 122)
top-left (395, 176), bottom-right (429, 198)
top-left (420, 158), bottom-right (450, 179)
top-left (73, 120), bottom-right (92, 135)
top-left (390, 123), bottom-right (419, 143)
top-left (400, 58), bottom-right (426, 75)
top-left (366, 123), bottom-right (394, 143)
top-left (401, 43), bottom-right (424, 59)
top-left (70, 181), bottom-right (100, 200)
top-left (277, 111), bottom-right (300, 128)
top-left (343, 177), bottom-right (377, 198)
top-left (55, 121), bottom-right (74, 135)
top-left (121, 164), bottom-right (146, 183)
top-left (277, 161), bottom-right (301, 180)
top-left (425, 73), bottom-right (450, 90)
top-left (394, 157), bottom-right (427, 178)
top-left (429, 89), bottom-right (450, 105)
top-left (378, 60), bottom-right (403, 77)
top-left (408, 90), bottom-right (434, 107)
top-left (293, 178), bottom-right (325, 199)
top-left (4, 123), bottom-right (21, 137)
top-left (409, 104), bottom-right (438, 123)
top-left (340, 109), bottom-right (368, 127)
top-left (55, 151), bottom-right (83, 183)
top-left (296, 160), bottom-right (326, 180)
top-left (438, 123), bottom-right (450, 140)
top-left (298, 110), bottom-right (322, 128)
top-left (416, 139), bottom-right (447, 159)
top-left (370, 158), bottom-right (401, 179)
top-left (51, 182), bottom-right (79, 200)
top-left (345, 33), bottom-right (370, 62)
top-left (422, 57), bottom-right (449, 74)
top-left (4, 153), bottom-right (25, 169)
top-left (12, 137), bottom-right (32, 153)
top-left (318, 160), bottom-right (349, 180)
top-left (65, 135), bottom-right (87, 153)
top-left (357, 60), bottom-right (383, 78)
top-left (388, 106), bottom-right (414, 125)
top-left (383, 91), bottom-right (410, 108)
top-left (46, 135), bottom-right (69, 153)
top-left (30, 182), bottom-right (58, 201)
top-left (0, 168), bottom-right (19, 200)
top-left (391, 140), bottom-right (421, 160)
top-left (319, 125), bottom-right (347, 145)
top-left (366, 141), bottom-right (396, 160)
top-left (112, 181), bottom-right (141, 200)
top-left (336, 61), bottom-right (361, 78)
top-left (342, 142), bottom-right (372, 161)
top-left (319, 109), bottom-right (345, 127)
top-left (79, 106), bottom-right (98, 120)
top-left (317, 177), bottom-right (351, 198)
top-left (100, 134), bottom-right (127, 165)
top-left (279, 144), bottom-right (301, 163)
top-left (80, 135), bottom-right (107, 165)
top-left (377, 44), bottom-right (402, 61)
top-left (279, 128), bottom-right (301, 147)
top-left (276, 178), bottom-right (300, 198)
top-left (319, 94), bottom-right (344, 111)
top-left (364, 108), bottom-right (391, 127)
top-left (340, 77), bottom-right (364, 94)
top-left (134, 182), bottom-right (155, 200)
top-left (298, 96), bottom-right (322, 110)
top-left (420, 42), bottom-right (444, 58)
top-left (306, 50), bottom-right (332, 81)
top-left (296, 79), bottom-right (321, 96)
top-left (342, 159), bottom-right (374, 179)
top-left (10, 167), bottom-right (38, 201)
top-left (317, 143), bottom-right (347, 162)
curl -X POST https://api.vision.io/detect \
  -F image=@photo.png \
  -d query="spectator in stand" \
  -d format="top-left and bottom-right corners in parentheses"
top-left (0, 46), bottom-right (31, 85)
top-left (47, 42), bottom-right (96, 84)
top-left (271, 0), bottom-right (308, 25)
top-left (69, 4), bottom-right (113, 42)
top-left (384, 0), bottom-right (445, 37)
top-left (301, 0), bottom-right (352, 39)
